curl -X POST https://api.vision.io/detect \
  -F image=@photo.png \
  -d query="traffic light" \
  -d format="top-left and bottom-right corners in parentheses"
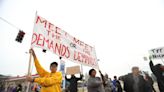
top-left (42, 49), bottom-right (47, 53)
top-left (15, 30), bottom-right (25, 43)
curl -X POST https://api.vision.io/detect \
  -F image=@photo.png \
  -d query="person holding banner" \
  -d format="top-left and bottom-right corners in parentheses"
top-left (26, 49), bottom-right (62, 92)
top-left (87, 69), bottom-right (105, 92)
top-left (149, 57), bottom-right (164, 92)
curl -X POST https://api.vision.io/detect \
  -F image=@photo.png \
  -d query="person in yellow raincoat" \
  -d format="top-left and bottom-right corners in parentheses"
top-left (27, 49), bottom-right (62, 92)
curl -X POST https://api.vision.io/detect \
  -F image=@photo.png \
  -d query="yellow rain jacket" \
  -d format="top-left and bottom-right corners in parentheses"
top-left (33, 57), bottom-right (62, 92)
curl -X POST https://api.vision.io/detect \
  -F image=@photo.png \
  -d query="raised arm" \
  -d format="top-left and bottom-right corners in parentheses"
top-left (76, 74), bottom-right (83, 81)
top-left (65, 75), bottom-right (71, 81)
top-left (30, 49), bottom-right (49, 77)
top-left (34, 72), bottom-right (62, 87)
top-left (149, 59), bottom-right (155, 73)
top-left (99, 70), bottom-right (106, 86)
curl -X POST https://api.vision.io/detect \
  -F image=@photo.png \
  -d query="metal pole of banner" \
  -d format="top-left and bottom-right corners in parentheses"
top-left (97, 59), bottom-right (105, 92)
top-left (26, 11), bottom-right (38, 92)
top-left (93, 46), bottom-right (105, 92)
top-left (80, 64), bottom-right (85, 92)
top-left (26, 52), bottom-right (32, 92)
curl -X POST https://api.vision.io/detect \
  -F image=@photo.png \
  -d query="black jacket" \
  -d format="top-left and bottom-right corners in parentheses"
top-left (122, 73), bottom-right (147, 92)
top-left (65, 75), bottom-right (83, 92)
top-left (149, 60), bottom-right (164, 92)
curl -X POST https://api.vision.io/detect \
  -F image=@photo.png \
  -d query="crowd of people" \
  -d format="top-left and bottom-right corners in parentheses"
top-left (63, 58), bottom-right (164, 92)
top-left (5, 84), bottom-right (23, 92)
top-left (0, 49), bottom-right (163, 92)
top-left (86, 57), bottom-right (164, 92)
top-left (5, 83), bottom-right (40, 92)
top-left (4, 49), bottom-right (161, 92)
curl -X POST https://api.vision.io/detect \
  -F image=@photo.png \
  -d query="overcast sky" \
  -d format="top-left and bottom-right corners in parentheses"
top-left (0, 0), bottom-right (164, 78)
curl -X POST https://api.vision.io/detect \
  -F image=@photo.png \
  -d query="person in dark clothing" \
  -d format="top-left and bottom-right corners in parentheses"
top-left (144, 73), bottom-right (154, 92)
top-left (149, 58), bottom-right (164, 92)
top-left (112, 76), bottom-right (122, 92)
top-left (122, 67), bottom-right (147, 92)
top-left (65, 74), bottom-right (83, 92)
top-left (16, 84), bottom-right (22, 92)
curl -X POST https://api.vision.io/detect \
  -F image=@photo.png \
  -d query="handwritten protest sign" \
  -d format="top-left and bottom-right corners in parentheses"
top-left (149, 47), bottom-right (164, 59)
top-left (31, 15), bottom-right (98, 68)
top-left (66, 66), bottom-right (81, 75)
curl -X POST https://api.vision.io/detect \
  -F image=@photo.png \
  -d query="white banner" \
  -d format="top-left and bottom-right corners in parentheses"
top-left (31, 15), bottom-right (98, 69)
top-left (149, 47), bottom-right (164, 59)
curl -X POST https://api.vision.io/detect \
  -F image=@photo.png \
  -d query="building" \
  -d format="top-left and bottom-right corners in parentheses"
top-left (3, 74), bottom-right (39, 92)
